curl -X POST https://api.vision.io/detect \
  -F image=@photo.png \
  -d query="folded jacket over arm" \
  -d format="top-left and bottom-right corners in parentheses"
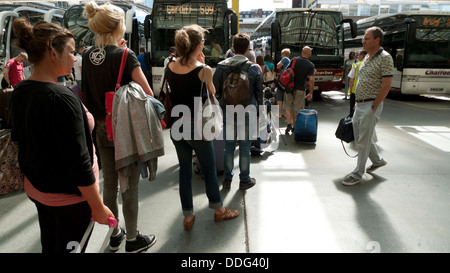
top-left (112, 81), bottom-right (165, 193)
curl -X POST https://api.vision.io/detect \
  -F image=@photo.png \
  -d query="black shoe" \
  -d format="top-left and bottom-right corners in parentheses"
top-left (125, 232), bottom-right (157, 253)
top-left (239, 178), bottom-right (256, 190)
top-left (109, 228), bottom-right (126, 252)
top-left (223, 179), bottom-right (232, 189)
top-left (285, 124), bottom-right (293, 135)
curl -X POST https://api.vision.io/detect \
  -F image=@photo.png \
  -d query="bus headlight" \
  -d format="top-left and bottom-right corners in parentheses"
top-left (406, 75), bottom-right (420, 82)
top-left (332, 75), bottom-right (342, 82)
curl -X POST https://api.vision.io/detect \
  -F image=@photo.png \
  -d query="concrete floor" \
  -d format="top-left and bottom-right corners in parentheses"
top-left (1, 91), bottom-right (450, 254)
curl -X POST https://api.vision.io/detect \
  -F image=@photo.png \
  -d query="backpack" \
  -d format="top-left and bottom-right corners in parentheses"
top-left (276, 57), bottom-right (298, 94)
top-left (222, 61), bottom-right (252, 106)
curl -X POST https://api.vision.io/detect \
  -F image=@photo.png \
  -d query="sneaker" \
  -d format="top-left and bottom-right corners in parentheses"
top-left (109, 228), bottom-right (126, 252)
top-left (366, 161), bottom-right (387, 173)
top-left (342, 176), bottom-right (361, 186)
top-left (239, 177), bottom-right (256, 190)
top-left (125, 232), bottom-right (157, 253)
top-left (223, 179), bottom-right (232, 189)
top-left (285, 124), bottom-right (293, 135)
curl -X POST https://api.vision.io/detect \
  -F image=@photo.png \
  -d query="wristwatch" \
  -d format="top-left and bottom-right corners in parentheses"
top-left (371, 103), bottom-right (377, 109)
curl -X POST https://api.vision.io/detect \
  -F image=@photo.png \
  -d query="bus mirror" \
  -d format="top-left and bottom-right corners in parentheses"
top-left (404, 18), bottom-right (417, 46)
top-left (350, 21), bottom-right (357, 38)
top-left (144, 15), bottom-right (151, 39)
top-left (271, 20), bottom-right (279, 39)
top-left (396, 54), bottom-right (404, 71)
top-left (342, 18), bottom-right (357, 38)
top-left (231, 13), bottom-right (238, 35)
top-left (145, 52), bottom-right (151, 68)
top-left (271, 20), bottom-right (280, 46)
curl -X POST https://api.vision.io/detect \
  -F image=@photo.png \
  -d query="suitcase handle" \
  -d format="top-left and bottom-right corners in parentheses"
top-left (91, 216), bottom-right (118, 228)
top-left (107, 217), bottom-right (118, 228)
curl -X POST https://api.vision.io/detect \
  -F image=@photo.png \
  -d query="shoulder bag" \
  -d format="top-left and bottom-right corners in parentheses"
top-left (157, 65), bottom-right (173, 129)
top-left (105, 47), bottom-right (128, 141)
top-left (197, 65), bottom-right (223, 141)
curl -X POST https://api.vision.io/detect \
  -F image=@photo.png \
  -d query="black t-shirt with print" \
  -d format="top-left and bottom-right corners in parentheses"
top-left (82, 45), bottom-right (141, 120)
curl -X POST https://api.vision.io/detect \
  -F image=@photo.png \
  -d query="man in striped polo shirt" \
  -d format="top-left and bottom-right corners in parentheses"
top-left (343, 26), bottom-right (394, 186)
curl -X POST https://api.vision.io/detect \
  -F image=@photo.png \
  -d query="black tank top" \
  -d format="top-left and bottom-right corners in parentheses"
top-left (166, 65), bottom-right (205, 118)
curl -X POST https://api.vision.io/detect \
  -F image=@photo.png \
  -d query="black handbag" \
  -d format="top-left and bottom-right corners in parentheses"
top-left (335, 116), bottom-right (357, 157)
top-left (335, 115), bottom-right (354, 143)
top-left (1, 78), bottom-right (8, 89)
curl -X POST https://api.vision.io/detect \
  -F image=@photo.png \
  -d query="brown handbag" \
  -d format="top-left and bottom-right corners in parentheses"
top-left (158, 67), bottom-right (173, 129)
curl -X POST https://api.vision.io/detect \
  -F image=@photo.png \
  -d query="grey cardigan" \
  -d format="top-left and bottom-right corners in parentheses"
top-left (112, 81), bottom-right (165, 193)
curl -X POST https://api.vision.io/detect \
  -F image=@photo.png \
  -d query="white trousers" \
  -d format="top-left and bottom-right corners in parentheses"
top-left (351, 101), bottom-right (386, 179)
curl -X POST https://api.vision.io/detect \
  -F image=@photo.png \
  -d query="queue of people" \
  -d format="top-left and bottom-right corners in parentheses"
top-left (6, 0), bottom-right (393, 254)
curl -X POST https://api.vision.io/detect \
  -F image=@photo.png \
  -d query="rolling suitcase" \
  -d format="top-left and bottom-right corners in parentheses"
top-left (251, 98), bottom-right (275, 155)
top-left (212, 139), bottom-right (225, 175)
top-left (75, 216), bottom-right (117, 253)
top-left (294, 109), bottom-right (318, 143)
top-left (193, 139), bottom-right (225, 176)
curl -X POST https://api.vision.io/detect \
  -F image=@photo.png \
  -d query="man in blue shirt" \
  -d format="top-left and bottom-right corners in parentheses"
top-left (137, 48), bottom-right (147, 72)
top-left (137, 47), bottom-right (151, 86)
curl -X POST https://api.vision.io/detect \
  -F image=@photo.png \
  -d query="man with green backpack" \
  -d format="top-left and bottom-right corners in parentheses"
top-left (213, 33), bottom-right (263, 191)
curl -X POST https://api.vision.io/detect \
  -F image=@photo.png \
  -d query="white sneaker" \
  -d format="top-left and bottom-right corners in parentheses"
top-left (342, 176), bottom-right (361, 186)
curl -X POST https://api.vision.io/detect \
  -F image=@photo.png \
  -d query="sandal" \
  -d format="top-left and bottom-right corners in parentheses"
top-left (214, 208), bottom-right (240, 222)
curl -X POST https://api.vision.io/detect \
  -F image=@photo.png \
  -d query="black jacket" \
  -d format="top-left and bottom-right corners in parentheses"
top-left (11, 81), bottom-right (95, 195)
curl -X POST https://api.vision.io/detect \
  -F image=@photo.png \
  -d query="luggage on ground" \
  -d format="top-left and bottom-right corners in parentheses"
top-left (193, 139), bottom-right (225, 176)
top-left (76, 217), bottom-right (117, 253)
top-left (294, 109), bottom-right (318, 143)
top-left (251, 98), bottom-right (275, 155)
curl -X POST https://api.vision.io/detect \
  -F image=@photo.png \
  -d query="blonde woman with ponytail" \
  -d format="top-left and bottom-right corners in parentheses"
top-left (166, 24), bottom-right (239, 231)
top-left (82, 1), bottom-right (156, 253)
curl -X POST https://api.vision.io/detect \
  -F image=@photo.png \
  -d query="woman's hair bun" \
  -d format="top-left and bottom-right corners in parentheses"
top-left (174, 29), bottom-right (191, 57)
top-left (83, 1), bottom-right (99, 19)
top-left (12, 18), bottom-right (34, 51)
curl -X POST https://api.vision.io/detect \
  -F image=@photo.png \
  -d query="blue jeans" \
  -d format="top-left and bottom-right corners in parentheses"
top-left (171, 127), bottom-right (223, 216)
top-left (223, 112), bottom-right (252, 182)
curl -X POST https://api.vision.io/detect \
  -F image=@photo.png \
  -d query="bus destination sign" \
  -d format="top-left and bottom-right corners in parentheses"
top-left (422, 17), bottom-right (450, 26)
top-left (166, 4), bottom-right (215, 15)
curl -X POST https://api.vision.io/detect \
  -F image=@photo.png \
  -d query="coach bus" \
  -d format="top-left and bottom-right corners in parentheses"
top-left (62, 1), bottom-right (150, 57)
top-left (252, 8), bottom-right (357, 94)
top-left (344, 11), bottom-right (450, 95)
top-left (148, 0), bottom-right (238, 94)
top-left (0, 3), bottom-right (65, 81)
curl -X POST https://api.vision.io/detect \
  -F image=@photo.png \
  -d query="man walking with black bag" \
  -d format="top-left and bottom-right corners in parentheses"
top-left (342, 27), bottom-right (394, 186)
